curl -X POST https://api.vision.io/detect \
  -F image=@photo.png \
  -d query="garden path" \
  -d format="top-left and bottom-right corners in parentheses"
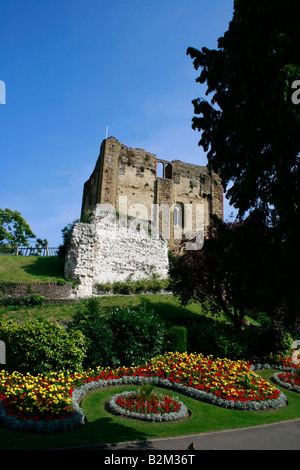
top-left (58, 419), bottom-right (300, 451)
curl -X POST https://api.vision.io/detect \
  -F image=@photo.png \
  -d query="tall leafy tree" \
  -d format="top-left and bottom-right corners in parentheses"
top-left (0, 208), bottom-right (35, 248)
top-left (186, 0), bottom-right (300, 327)
top-left (187, 0), bottom-right (300, 219)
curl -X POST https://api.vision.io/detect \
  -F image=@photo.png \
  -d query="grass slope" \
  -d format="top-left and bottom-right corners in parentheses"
top-left (0, 293), bottom-right (217, 325)
top-left (0, 256), bottom-right (64, 283)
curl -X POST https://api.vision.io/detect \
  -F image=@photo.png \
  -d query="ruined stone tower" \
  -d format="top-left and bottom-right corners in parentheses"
top-left (81, 136), bottom-right (223, 250)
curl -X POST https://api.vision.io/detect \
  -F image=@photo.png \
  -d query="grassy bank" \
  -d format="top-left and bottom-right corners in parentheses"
top-left (0, 256), bottom-right (229, 324)
top-left (0, 256), bottom-right (64, 283)
top-left (0, 293), bottom-right (224, 326)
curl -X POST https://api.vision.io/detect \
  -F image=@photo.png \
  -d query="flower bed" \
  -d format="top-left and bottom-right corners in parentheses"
top-left (251, 353), bottom-right (299, 372)
top-left (0, 370), bottom-right (81, 433)
top-left (106, 388), bottom-right (188, 422)
top-left (0, 352), bottom-right (290, 433)
top-left (271, 371), bottom-right (300, 394)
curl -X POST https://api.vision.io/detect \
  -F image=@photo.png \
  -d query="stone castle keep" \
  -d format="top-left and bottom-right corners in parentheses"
top-left (65, 136), bottom-right (223, 297)
top-left (81, 136), bottom-right (223, 246)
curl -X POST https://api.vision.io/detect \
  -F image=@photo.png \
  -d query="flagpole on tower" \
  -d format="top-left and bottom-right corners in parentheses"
top-left (106, 124), bottom-right (108, 139)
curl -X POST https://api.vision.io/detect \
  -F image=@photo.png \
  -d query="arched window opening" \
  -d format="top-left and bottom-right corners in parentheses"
top-left (165, 163), bottom-right (172, 179)
top-left (173, 203), bottom-right (184, 241)
top-left (156, 161), bottom-right (164, 178)
top-left (173, 204), bottom-right (183, 228)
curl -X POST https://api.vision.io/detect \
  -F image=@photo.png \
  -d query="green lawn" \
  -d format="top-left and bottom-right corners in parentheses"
top-left (0, 256), bottom-right (65, 283)
top-left (1, 370), bottom-right (299, 450)
top-left (0, 292), bottom-right (223, 326)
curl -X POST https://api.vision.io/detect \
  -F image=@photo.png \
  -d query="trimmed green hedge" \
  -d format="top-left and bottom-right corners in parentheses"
top-left (94, 278), bottom-right (170, 295)
top-left (0, 319), bottom-right (86, 374)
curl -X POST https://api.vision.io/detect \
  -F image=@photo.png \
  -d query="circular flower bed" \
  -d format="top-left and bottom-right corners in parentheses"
top-left (106, 387), bottom-right (189, 422)
top-left (271, 371), bottom-right (300, 394)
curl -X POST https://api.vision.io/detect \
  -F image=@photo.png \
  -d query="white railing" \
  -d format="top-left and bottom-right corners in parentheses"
top-left (0, 246), bottom-right (59, 256)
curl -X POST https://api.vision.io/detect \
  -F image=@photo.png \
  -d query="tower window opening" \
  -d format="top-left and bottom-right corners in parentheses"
top-left (165, 163), bottom-right (172, 179)
top-left (173, 204), bottom-right (183, 228)
top-left (156, 161), bottom-right (164, 178)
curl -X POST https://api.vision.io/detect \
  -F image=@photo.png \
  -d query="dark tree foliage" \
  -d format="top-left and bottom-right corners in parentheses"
top-left (185, 0), bottom-right (300, 330)
top-left (187, 0), bottom-right (300, 218)
top-left (170, 214), bottom-right (292, 329)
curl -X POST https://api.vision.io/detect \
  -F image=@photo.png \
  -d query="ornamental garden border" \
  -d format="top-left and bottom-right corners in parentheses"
top-left (0, 365), bottom-right (290, 434)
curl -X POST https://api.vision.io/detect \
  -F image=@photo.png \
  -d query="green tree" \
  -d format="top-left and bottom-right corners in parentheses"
top-left (33, 238), bottom-right (48, 255)
top-left (187, 0), bottom-right (300, 218)
top-left (0, 208), bottom-right (35, 248)
top-left (187, 0), bottom-right (300, 329)
top-left (170, 214), bottom-right (286, 329)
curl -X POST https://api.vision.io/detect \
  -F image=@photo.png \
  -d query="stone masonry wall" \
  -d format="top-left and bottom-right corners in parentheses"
top-left (0, 281), bottom-right (76, 301)
top-left (81, 137), bottom-right (224, 251)
top-left (64, 204), bottom-right (169, 298)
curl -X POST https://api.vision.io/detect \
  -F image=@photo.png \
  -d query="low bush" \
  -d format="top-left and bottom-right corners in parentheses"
top-left (107, 304), bottom-right (167, 366)
top-left (0, 294), bottom-right (45, 307)
top-left (68, 300), bottom-right (167, 368)
top-left (0, 318), bottom-right (86, 374)
top-left (165, 325), bottom-right (187, 353)
top-left (67, 299), bottom-right (116, 369)
top-left (94, 278), bottom-right (170, 295)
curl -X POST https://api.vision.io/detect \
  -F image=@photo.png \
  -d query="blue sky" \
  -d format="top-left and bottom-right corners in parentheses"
top-left (0, 0), bottom-right (236, 247)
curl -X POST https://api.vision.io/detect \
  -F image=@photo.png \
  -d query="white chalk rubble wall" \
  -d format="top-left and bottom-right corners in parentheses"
top-left (64, 204), bottom-right (169, 298)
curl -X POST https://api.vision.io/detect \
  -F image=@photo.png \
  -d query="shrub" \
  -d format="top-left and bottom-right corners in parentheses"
top-left (94, 278), bottom-right (170, 295)
top-left (107, 305), bottom-right (167, 366)
top-left (187, 317), bottom-right (220, 357)
top-left (185, 315), bottom-right (294, 361)
top-left (165, 325), bottom-right (187, 353)
top-left (68, 301), bottom-right (167, 368)
top-left (0, 294), bottom-right (45, 307)
top-left (255, 319), bottom-right (294, 357)
top-left (24, 293), bottom-right (46, 306)
top-left (67, 298), bottom-right (116, 369)
top-left (0, 319), bottom-right (86, 374)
